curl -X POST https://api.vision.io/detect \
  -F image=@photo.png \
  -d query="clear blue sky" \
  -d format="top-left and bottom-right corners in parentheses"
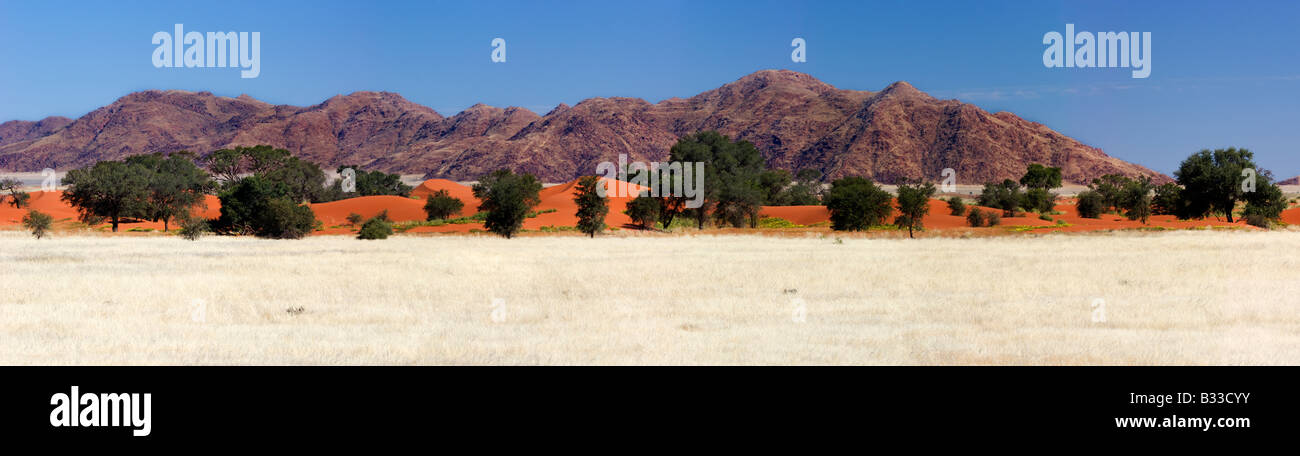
top-left (2, 0), bottom-right (1297, 177)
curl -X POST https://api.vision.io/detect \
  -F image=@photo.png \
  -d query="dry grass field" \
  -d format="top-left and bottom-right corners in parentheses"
top-left (1, 230), bottom-right (1297, 365)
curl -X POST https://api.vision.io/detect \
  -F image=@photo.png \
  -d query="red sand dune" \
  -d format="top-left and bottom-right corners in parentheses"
top-left (0, 185), bottom-right (1269, 234)
top-left (0, 191), bottom-right (220, 231)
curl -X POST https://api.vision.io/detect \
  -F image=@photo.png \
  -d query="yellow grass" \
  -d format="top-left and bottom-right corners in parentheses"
top-left (1, 230), bottom-right (1297, 365)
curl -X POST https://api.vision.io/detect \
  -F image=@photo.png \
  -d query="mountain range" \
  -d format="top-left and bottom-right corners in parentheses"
top-left (0, 70), bottom-right (1168, 184)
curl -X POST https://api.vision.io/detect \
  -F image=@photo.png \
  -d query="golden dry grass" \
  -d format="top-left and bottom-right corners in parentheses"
top-left (1, 230), bottom-right (1297, 365)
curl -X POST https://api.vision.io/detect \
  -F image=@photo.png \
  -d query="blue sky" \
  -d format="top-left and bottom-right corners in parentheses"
top-left (1, 0), bottom-right (1297, 177)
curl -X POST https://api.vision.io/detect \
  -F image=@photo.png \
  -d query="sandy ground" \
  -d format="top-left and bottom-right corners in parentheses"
top-left (1, 230), bottom-right (1297, 365)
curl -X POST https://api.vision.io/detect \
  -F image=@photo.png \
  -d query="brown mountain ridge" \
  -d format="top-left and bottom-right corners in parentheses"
top-left (0, 70), bottom-right (1168, 184)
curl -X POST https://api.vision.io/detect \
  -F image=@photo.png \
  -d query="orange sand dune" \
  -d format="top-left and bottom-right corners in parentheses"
top-left (1281, 207), bottom-right (1300, 225)
top-left (0, 191), bottom-right (220, 231)
top-left (0, 187), bottom-right (1269, 235)
top-left (309, 195), bottom-right (428, 226)
top-left (410, 179), bottom-right (480, 217)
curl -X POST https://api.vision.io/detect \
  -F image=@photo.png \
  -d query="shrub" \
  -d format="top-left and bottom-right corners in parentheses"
top-left (346, 213), bottom-right (364, 226)
top-left (978, 179), bottom-right (1023, 217)
top-left (213, 176), bottom-right (317, 239)
top-left (357, 216), bottom-right (394, 240)
top-left (823, 177), bottom-right (892, 231)
top-left (624, 192), bottom-right (660, 229)
top-left (1021, 188), bottom-right (1056, 214)
top-left (422, 189), bottom-right (465, 221)
top-left (1038, 213), bottom-right (1053, 221)
top-left (946, 196), bottom-right (966, 216)
top-left (985, 211), bottom-right (1002, 226)
top-left (1075, 191), bottom-right (1105, 218)
top-left (177, 215), bottom-right (209, 241)
top-left (1151, 183), bottom-right (1183, 216)
top-left (966, 207), bottom-right (986, 227)
top-left (22, 209), bottom-right (53, 239)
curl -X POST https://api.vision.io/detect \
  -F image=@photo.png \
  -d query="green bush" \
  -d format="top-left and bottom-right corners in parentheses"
top-left (357, 216), bottom-right (394, 240)
top-left (213, 175), bottom-right (317, 239)
top-left (22, 209), bottom-right (53, 239)
top-left (624, 192), bottom-right (660, 229)
top-left (823, 177), bottom-right (892, 231)
top-left (346, 213), bottom-right (364, 226)
top-left (178, 215), bottom-right (208, 241)
top-left (966, 207), bottom-right (986, 227)
top-left (1076, 190), bottom-right (1105, 219)
top-left (422, 189), bottom-right (465, 221)
top-left (946, 196), bottom-right (966, 216)
top-left (985, 211), bottom-right (1002, 226)
top-left (1038, 213), bottom-right (1053, 221)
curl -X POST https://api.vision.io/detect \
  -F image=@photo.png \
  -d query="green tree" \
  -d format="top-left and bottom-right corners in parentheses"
top-left (22, 209), bottom-right (53, 239)
top-left (0, 177), bottom-right (30, 208)
top-left (1019, 164), bottom-right (1063, 190)
top-left (1089, 174), bottom-right (1131, 214)
top-left (472, 169), bottom-right (542, 239)
top-left (126, 152), bottom-right (212, 232)
top-left (1174, 148), bottom-right (1268, 223)
top-left (422, 189), bottom-right (465, 220)
top-left (212, 175), bottom-right (316, 239)
top-left (1075, 190), bottom-right (1105, 218)
top-left (758, 169), bottom-right (792, 205)
top-left (1119, 176), bottom-right (1154, 223)
top-left (61, 160), bottom-right (152, 232)
top-left (823, 176), bottom-right (892, 231)
top-left (894, 181), bottom-right (936, 238)
top-left (207, 145), bottom-right (293, 187)
top-left (624, 191), bottom-right (661, 229)
top-left (1151, 183), bottom-right (1183, 216)
top-left (978, 179), bottom-right (1024, 217)
top-left (326, 165), bottom-right (414, 200)
top-left (573, 175), bottom-right (609, 237)
top-left (667, 131), bottom-right (764, 229)
top-left (1242, 173), bottom-right (1287, 228)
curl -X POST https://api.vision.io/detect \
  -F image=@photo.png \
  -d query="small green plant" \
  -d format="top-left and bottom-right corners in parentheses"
top-left (22, 209), bottom-right (53, 239)
top-left (946, 196), bottom-right (966, 216)
top-left (965, 207), bottom-right (985, 227)
top-left (757, 217), bottom-right (803, 228)
top-left (357, 216), bottom-right (394, 240)
top-left (1039, 213), bottom-right (1053, 221)
top-left (178, 215), bottom-right (209, 241)
top-left (346, 212), bottom-right (364, 226)
top-left (985, 211), bottom-right (1002, 226)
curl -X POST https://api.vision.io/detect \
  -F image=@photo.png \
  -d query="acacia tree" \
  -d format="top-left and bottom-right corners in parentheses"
top-left (422, 189), bottom-right (465, 220)
top-left (823, 176), bottom-right (892, 231)
top-left (0, 177), bottom-right (29, 208)
top-left (624, 191), bottom-right (660, 229)
top-left (1019, 164), bottom-right (1062, 214)
top-left (894, 181), bottom-right (936, 238)
top-left (61, 160), bottom-right (152, 232)
top-left (125, 152), bottom-right (212, 231)
top-left (573, 175), bottom-right (609, 237)
top-left (472, 169), bottom-right (542, 239)
top-left (1174, 148), bottom-right (1280, 223)
top-left (667, 131), bottom-right (764, 229)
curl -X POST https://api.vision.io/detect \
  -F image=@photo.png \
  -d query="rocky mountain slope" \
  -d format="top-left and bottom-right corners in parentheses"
top-left (0, 70), bottom-right (1168, 184)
